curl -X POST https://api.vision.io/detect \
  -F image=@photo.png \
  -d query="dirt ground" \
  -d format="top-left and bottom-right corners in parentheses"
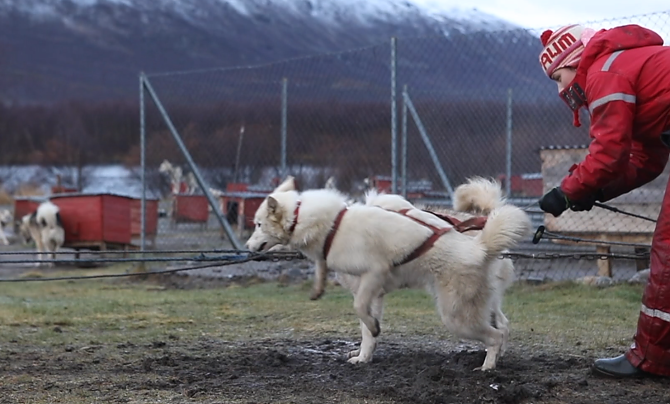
top-left (0, 275), bottom-right (669, 404)
top-left (3, 330), bottom-right (670, 404)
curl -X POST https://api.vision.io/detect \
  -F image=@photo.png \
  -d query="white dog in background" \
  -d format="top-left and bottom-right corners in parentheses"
top-left (0, 209), bottom-right (13, 245)
top-left (246, 176), bottom-right (531, 370)
top-left (19, 201), bottom-right (65, 266)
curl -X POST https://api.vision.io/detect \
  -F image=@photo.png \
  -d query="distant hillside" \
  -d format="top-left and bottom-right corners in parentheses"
top-left (0, 0), bottom-right (549, 104)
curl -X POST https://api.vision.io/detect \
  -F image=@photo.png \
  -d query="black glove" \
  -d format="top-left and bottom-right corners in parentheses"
top-left (568, 189), bottom-right (604, 212)
top-left (538, 187), bottom-right (569, 217)
top-left (569, 196), bottom-right (596, 212)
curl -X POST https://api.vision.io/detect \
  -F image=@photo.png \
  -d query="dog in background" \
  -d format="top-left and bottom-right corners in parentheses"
top-left (246, 176), bottom-right (531, 370)
top-left (19, 201), bottom-right (65, 266)
top-left (0, 209), bottom-right (12, 245)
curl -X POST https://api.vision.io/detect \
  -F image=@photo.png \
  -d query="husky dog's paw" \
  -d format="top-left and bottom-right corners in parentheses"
top-left (309, 288), bottom-right (324, 300)
top-left (347, 354), bottom-right (372, 364)
top-left (347, 349), bottom-right (360, 358)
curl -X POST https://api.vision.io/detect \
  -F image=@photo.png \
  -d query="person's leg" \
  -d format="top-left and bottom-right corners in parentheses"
top-left (598, 177), bottom-right (670, 377)
top-left (625, 210), bottom-right (670, 376)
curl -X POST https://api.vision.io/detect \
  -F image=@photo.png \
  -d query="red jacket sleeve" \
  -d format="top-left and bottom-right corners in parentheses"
top-left (598, 140), bottom-right (669, 201)
top-left (560, 71), bottom-right (637, 201)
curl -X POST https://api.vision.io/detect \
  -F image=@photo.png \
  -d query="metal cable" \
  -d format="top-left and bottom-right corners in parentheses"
top-left (0, 249), bottom-right (247, 256)
top-left (0, 251), bottom-right (299, 283)
top-left (0, 251), bottom-right (303, 264)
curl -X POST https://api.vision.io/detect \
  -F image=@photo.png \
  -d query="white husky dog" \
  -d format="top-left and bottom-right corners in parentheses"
top-left (0, 209), bottom-right (12, 245)
top-left (308, 176), bottom-right (515, 302)
top-left (19, 201), bottom-right (65, 266)
top-left (246, 176), bottom-right (531, 370)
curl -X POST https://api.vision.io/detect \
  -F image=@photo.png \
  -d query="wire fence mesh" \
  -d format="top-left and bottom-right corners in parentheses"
top-left (135, 10), bottom-right (670, 283)
top-left (3, 11), bottom-right (667, 283)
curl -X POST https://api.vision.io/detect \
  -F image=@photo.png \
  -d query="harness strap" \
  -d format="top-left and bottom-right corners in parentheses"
top-left (398, 208), bottom-right (442, 232)
top-left (288, 201), bottom-right (301, 234)
top-left (322, 207), bottom-right (348, 259)
top-left (396, 227), bottom-right (451, 266)
top-left (421, 209), bottom-right (487, 232)
top-left (394, 208), bottom-right (487, 266)
top-left (453, 216), bottom-right (488, 233)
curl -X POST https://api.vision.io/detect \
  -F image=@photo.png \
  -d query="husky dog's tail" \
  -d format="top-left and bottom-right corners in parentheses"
top-left (476, 205), bottom-right (531, 257)
top-left (454, 177), bottom-right (505, 215)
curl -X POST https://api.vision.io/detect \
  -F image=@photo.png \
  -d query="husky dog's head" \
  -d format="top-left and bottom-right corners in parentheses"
top-left (246, 177), bottom-right (298, 252)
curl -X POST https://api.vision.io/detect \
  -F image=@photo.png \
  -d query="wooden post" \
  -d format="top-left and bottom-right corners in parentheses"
top-left (635, 246), bottom-right (651, 271)
top-left (596, 245), bottom-right (612, 277)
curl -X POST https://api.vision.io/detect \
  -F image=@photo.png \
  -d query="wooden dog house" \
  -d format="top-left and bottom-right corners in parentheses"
top-left (172, 194), bottom-right (209, 227)
top-left (13, 197), bottom-right (46, 222)
top-left (220, 191), bottom-right (268, 235)
top-left (50, 193), bottom-right (133, 250)
top-left (130, 198), bottom-right (159, 246)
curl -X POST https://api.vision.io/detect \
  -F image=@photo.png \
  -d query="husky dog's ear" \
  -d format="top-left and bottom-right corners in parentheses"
top-left (267, 196), bottom-right (283, 221)
top-left (274, 176), bottom-right (296, 192)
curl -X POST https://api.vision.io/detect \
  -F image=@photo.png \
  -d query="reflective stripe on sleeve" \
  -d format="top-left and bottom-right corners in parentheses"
top-left (602, 50), bottom-right (624, 72)
top-left (589, 93), bottom-right (636, 114)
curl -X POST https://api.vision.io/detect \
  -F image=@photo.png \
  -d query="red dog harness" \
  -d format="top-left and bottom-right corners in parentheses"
top-left (395, 209), bottom-right (487, 265)
top-left (322, 207), bottom-right (348, 259)
top-left (319, 205), bottom-right (487, 265)
top-left (289, 201), bottom-right (301, 233)
top-left (423, 210), bottom-right (488, 233)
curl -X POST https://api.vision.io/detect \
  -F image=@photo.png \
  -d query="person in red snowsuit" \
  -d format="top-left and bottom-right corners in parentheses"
top-left (537, 23), bottom-right (670, 378)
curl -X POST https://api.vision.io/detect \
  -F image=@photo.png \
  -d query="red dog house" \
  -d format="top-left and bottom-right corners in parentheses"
top-left (130, 198), bottom-right (159, 238)
top-left (172, 194), bottom-right (209, 225)
top-left (50, 193), bottom-right (133, 249)
top-left (220, 192), bottom-right (268, 231)
top-left (13, 197), bottom-right (46, 222)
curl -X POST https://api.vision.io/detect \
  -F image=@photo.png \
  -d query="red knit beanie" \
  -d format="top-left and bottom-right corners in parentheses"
top-left (539, 24), bottom-right (586, 77)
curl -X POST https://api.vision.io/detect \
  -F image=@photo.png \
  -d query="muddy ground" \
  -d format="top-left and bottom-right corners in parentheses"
top-left (1, 275), bottom-right (669, 404)
top-left (2, 330), bottom-right (670, 404)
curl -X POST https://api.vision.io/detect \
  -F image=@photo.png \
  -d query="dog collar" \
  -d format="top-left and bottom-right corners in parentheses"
top-left (289, 200), bottom-right (301, 233)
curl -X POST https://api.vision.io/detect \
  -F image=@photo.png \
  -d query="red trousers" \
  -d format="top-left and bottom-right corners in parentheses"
top-left (627, 174), bottom-right (670, 376)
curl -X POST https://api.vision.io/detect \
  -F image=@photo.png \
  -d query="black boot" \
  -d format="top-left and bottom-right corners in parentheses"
top-left (592, 354), bottom-right (645, 378)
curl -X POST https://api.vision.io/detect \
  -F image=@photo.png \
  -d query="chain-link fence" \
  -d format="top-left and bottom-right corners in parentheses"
top-left (138, 10), bottom-right (670, 282)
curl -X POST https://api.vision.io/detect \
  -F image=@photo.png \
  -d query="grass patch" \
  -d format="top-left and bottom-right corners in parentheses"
top-left (504, 282), bottom-right (642, 354)
top-left (0, 270), bottom-right (644, 356)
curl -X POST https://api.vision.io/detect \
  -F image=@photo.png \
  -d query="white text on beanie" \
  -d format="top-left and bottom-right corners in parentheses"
top-left (539, 24), bottom-right (585, 77)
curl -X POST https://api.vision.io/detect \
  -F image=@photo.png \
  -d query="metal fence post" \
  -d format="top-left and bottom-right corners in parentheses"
top-left (403, 90), bottom-right (455, 201)
top-left (141, 74), bottom-right (244, 250)
top-left (401, 84), bottom-right (408, 198)
top-left (506, 88), bottom-right (513, 197)
top-left (139, 73), bottom-right (146, 251)
top-left (233, 125), bottom-right (245, 183)
top-left (391, 37), bottom-right (398, 194)
top-left (281, 78), bottom-right (288, 179)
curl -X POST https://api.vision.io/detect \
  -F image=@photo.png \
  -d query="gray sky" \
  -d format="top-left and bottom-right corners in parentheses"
top-left (415, 0), bottom-right (670, 38)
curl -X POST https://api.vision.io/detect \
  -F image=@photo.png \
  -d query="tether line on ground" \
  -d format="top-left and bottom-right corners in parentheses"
top-left (0, 252), bottom-right (285, 283)
top-left (0, 251), bottom-right (304, 265)
top-left (0, 249), bottom-right (293, 256)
